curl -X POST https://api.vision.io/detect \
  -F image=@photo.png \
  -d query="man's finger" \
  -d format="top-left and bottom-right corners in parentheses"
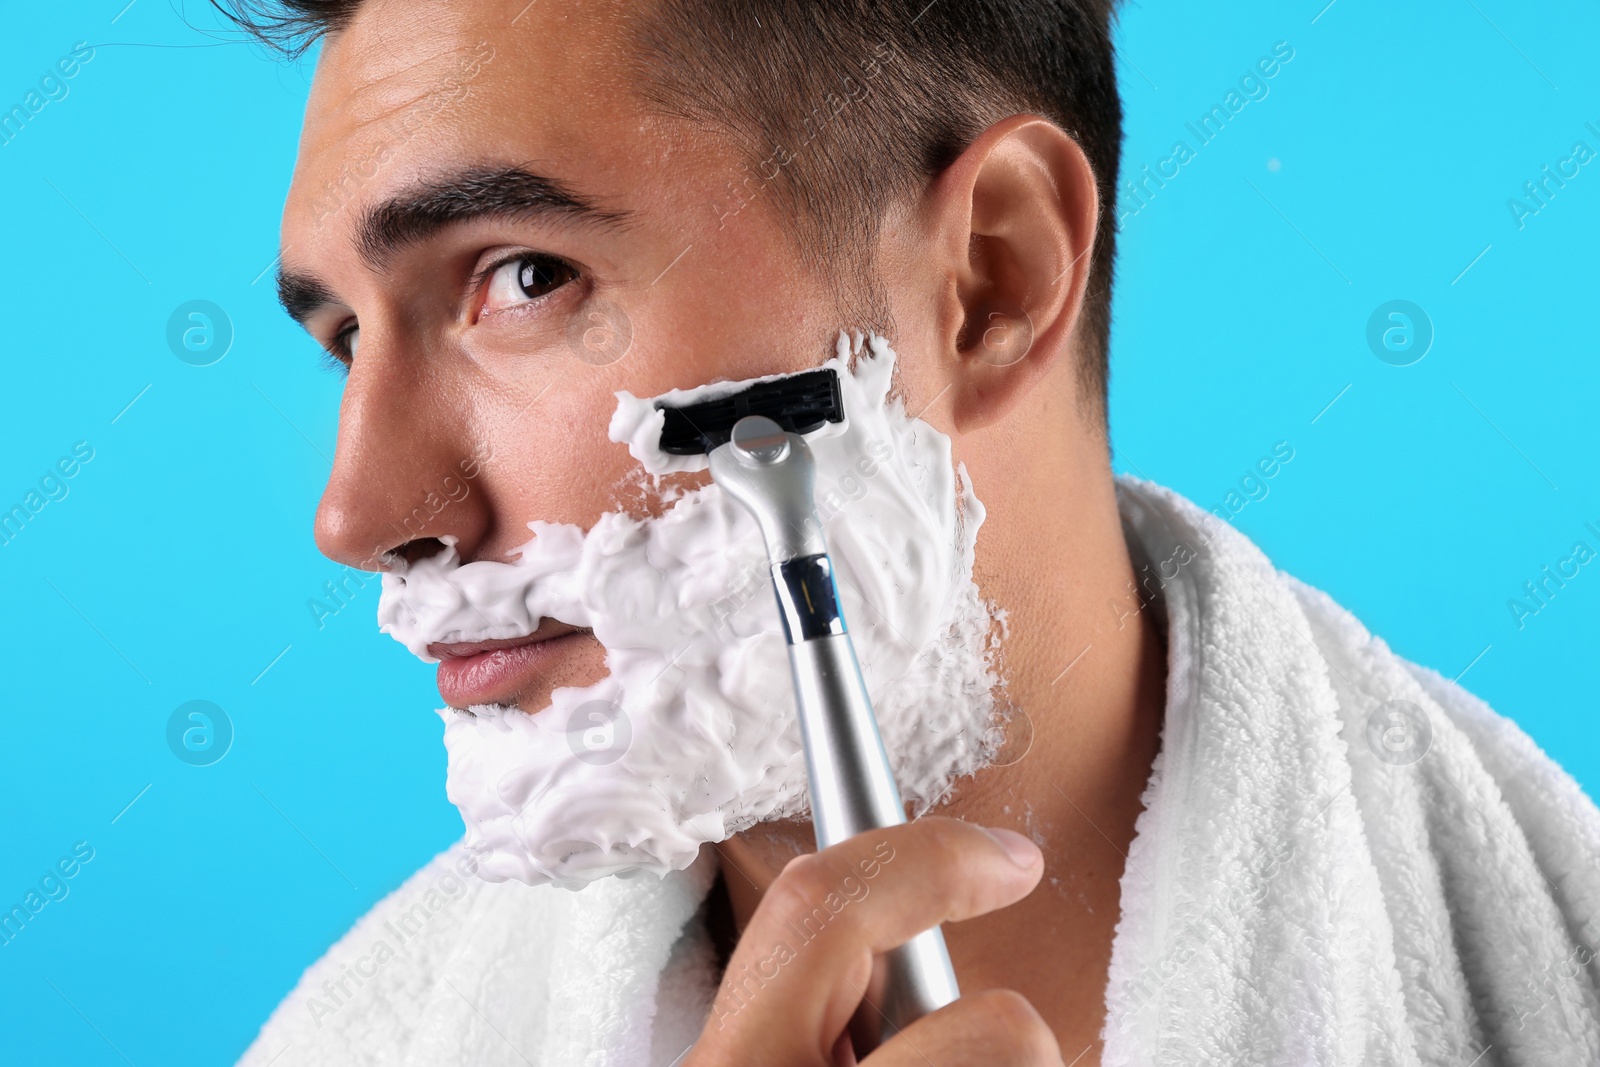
top-left (862, 989), bottom-right (1065, 1067)
top-left (704, 817), bottom-right (1044, 1060)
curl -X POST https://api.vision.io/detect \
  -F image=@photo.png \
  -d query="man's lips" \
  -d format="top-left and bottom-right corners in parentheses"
top-left (429, 622), bottom-right (592, 708)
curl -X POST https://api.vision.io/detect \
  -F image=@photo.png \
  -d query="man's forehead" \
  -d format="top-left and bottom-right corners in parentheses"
top-left (301, 0), bottom-right (634, 148)
top-left (284, 0), bottom-right (672, 255)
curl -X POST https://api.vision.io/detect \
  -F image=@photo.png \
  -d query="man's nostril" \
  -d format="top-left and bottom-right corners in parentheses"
top-left (369, 538), bottom-right (451, 572)
top-left (394, 538), bottom-right (451, 567)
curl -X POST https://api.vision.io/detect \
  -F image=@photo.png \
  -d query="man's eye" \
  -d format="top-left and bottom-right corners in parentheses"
top-left (319, 323), bottom-right (359, 375)
top-left (483, 255), bottom-right (578, 313)
top-left (340, 325), bottom-right (360, 360)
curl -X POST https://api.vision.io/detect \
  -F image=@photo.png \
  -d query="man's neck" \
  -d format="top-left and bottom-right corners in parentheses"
top-left (713, 454), bottom-right (1169, 1063)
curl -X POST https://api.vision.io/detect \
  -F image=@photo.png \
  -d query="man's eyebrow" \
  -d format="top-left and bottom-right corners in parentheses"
top-left (277, 269), bottom-right (339, 326)
top-left (273, 165), bottom-right (632, 325)
top-left (356, 164), bottom-right (631, 267)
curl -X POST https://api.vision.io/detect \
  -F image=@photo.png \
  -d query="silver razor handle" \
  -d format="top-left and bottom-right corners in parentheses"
top-left (709, 415), bottom-right (960, 1050)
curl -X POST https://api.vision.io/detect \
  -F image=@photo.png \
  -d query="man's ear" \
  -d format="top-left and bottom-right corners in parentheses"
top-left (921, 115), bottom-right (1100, 434)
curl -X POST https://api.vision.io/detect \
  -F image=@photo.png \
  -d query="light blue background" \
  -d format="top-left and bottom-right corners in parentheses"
top-left (1, 1), bottom-right (1595, 1062)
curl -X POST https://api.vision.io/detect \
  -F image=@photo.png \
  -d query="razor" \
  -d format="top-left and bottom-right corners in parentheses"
top-left (657, 367), bottom-right (960, 1050)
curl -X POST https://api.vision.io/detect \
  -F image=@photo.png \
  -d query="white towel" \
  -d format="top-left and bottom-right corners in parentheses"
top-left (238, 476), bottom-right (1600, 1065)
top-left (235, 846), bottom-right (718, 1066)
top-left (1104, 476), bottom-right (1600, 1066)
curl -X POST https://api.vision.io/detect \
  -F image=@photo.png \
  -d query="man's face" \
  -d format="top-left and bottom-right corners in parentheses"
top-left (281, 0), bottom-right (911, 711)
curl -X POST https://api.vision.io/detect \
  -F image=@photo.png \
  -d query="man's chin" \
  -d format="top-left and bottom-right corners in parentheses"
top-left (437, 698), bottom-right (740, 887)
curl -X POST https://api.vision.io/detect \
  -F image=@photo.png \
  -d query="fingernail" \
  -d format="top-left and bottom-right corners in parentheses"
top-left (980, 826), bottom-right (1040, 868)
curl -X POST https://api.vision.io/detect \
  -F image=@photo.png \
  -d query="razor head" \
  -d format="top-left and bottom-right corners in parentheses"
top-left (656, 368), bottom-right (844, 456)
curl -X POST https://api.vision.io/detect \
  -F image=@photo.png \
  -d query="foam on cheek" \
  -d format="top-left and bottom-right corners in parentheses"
top-left (377, 332), bottom-right (1004, 889)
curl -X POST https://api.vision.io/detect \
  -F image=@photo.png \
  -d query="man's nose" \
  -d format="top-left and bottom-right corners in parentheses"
top-left (314, 351), bottom-right (491, 573)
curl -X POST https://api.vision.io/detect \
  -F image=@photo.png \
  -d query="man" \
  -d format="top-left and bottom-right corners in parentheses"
top-left (228, 1), bottom-right (1600, 1065)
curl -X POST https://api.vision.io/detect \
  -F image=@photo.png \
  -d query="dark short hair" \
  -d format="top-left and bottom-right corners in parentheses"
top-left (217, 0), bottom-right (1124, 423)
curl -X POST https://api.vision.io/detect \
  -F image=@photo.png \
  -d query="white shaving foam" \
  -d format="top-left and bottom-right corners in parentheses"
top-left (378, 332), bottom-right (1003, 888)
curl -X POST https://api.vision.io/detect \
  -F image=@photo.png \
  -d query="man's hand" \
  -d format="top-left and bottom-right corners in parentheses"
top-left (686, 817), bottom-right (1060, 1066)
